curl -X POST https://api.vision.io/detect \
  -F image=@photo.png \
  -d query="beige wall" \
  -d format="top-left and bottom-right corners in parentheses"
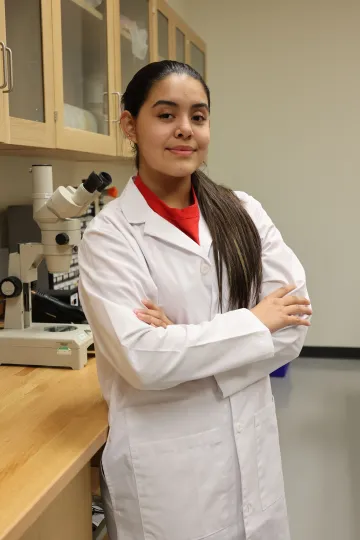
top-left (167, 0), bottom-right (187, 18)
top-left (167, 0), bottom-right (360, 348)
top-left (1, 0), bottom-right (358, 347)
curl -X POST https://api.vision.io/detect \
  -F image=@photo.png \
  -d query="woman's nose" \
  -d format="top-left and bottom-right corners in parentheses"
top-left (175, 118), bottom-right (193, 139)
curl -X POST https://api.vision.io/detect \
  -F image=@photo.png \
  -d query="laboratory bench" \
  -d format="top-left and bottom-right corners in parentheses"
top-left (0, 357), bottom-right (108, 540)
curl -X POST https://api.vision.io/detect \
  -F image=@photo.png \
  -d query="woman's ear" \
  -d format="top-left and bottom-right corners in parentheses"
top-left (120, 111), bottom-right (137, 143)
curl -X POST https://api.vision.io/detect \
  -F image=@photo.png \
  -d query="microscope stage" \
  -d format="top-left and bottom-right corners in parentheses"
top-left (0, 323), bottom-right (93, 369)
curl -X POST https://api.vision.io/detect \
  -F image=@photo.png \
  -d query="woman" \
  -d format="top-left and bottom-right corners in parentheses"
top-left (79, 61), bottom-right (311, 540)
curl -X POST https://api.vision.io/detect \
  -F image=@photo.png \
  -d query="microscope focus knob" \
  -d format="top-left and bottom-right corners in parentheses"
top-left (0, 276), bottom-right (22, 298)
top-left (55, 233), bottom-right (70, 246)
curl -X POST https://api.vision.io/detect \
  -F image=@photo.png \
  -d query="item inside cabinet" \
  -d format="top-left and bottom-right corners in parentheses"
top-left (121, 16), bottom-right (148, 61)
top-left (120, 0), bottom-right (149, 93)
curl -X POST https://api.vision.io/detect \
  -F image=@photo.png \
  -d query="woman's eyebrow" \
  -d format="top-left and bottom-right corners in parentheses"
top-left (152, 100), bottom-right (178, 108)
top-left (152, 100), bottom-right (209, 111)
top-left (191, 103), bottom-right (209, 111)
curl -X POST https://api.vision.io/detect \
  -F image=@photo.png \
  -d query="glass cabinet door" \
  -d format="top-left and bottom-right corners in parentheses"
top-left (61, 0), bottom-right (109, 136)
top-left (113, 0), bottom-right (150, 156)
top-left (119, 0), bottom-right (150, 94)
top-left (5, 0), bottom-right (44, 123)
top-left (157, 10), bottom-right (169, 62)
top-left (2, 0), bottom-right (55, 146)
top-left (0, 6), bottom-right (9, 143)
top-left (155, 0), bottom-right (172, 62)
top-left (189, 41), bottom-right (206, 79)
top-left (175, 28), bottom-right (185, 63)
top-left (53, 0), bottom-right (117, 155)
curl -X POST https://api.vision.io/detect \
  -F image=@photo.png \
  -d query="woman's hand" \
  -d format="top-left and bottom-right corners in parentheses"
top-left (251, 284), bottom-right (312, 334)
top-left (134, 299), bottom-right (174, 328)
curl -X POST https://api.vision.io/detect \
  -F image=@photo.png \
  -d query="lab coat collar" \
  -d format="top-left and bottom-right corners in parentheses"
top-left (120, 178), bottom-right (213, 260)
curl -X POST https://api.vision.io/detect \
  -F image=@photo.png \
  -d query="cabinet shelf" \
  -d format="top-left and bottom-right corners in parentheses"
top-left (69, 0), bottom-right (103, 21)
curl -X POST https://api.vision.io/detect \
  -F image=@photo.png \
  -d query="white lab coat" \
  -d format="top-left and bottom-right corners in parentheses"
top-left (79, 177), bottom-right (309, 540)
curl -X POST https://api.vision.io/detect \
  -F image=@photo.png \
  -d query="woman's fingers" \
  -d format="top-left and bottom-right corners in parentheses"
top-left (286, 305), bottom-right (313, 317)
top-left (138, 299), bottom-right (174, 326)
top-left (287, 316), bottom-right (311, 327)
top-left (136, 308), bottom-right (162, 319)
top-left (135, 301), bottom-right (173, 327)
top-left (281, 295), bottom-right (310, 307)
top-left (267, 285), bottom-right (297, 299)
top-left (267, 286), bottom-right (310, 307)
top-left (135, 311), bottom-right (167, 328)
top-left (141, 299), bottom-right (157, 309)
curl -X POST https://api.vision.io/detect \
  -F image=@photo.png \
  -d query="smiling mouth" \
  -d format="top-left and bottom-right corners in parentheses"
top-left (166, 147), bottom-right (196, 156)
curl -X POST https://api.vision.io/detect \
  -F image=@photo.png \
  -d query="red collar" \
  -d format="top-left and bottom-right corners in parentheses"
top-left (134, 175), bottom-right (200, 244)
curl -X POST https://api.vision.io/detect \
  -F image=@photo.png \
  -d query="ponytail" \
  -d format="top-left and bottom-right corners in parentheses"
top-left (192, 169), bottom-right (262, 311)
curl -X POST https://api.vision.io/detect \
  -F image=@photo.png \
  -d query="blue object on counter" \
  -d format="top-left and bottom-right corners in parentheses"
top-left (271, 363), bottom-right (290, 378)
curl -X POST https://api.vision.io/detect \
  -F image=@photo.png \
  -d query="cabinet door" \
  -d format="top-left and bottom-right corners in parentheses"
top-left (186, 31), bottom-right (206, 79)
top-left (2, 0), bottom-right (55, 147)
top-left (114, 0), bottom-right (151, 157)
top-left (52, 0), bottom-right (117, 156)
top-left (170, 10), bottom-right (187, 64)
top-left (0, 2), bottom-right (9, 143)
top-left (151, 0), bottom-right (172, 62)
top-left (175, 26), bottom-right (186, 64)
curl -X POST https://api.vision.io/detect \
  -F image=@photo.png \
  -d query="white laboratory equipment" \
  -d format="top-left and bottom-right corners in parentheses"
top-left (0, 165), bottom-right (112, 369)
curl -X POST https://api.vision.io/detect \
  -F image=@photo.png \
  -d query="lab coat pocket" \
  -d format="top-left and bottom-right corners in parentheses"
top-left (255, 401), bottom-right (285, 511)
top-left (131, 428), bottom-right (232, 540)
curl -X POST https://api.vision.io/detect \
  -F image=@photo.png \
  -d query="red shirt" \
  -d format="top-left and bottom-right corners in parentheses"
top-left (134, 175), bottom-right (200, 245)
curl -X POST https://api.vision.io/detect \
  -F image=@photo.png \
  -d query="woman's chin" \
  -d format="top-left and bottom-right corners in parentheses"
top-left (163, 160), bottom-right (201, 178)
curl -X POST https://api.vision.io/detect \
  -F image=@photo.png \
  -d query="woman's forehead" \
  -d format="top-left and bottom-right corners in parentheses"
top-left (147, 74), bottom-right (208, 106)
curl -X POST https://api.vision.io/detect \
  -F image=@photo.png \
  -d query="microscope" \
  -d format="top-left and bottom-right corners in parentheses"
top-left (0, 165), bottom-right (112, 369)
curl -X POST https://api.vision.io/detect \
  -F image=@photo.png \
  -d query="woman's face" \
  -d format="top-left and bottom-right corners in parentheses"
top-left (124, 74), bottom-right (210, 177)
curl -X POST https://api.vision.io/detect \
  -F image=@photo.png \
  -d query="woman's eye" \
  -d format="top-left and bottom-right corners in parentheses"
top-left (193, 115), bottom-right (206, 123)
top-left (159, 113), bottom-right (174, 119)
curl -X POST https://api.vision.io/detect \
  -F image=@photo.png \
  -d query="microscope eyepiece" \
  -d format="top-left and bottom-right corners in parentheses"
top-left (82, 172), bottom-right (101, 194)
top-left (97, 172), bottom-right (112, 192)
top-left (82, 171), bottom-right (112, 194)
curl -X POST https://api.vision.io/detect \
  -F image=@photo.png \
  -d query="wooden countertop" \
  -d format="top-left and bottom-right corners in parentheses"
top-left (0, 358), bottom-right (108, 540)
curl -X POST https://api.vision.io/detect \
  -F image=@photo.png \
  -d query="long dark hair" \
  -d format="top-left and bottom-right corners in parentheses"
top-left (122, 61), bottom-right (262, 311)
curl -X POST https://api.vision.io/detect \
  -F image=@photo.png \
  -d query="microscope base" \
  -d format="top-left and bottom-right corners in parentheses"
top-left (0, 323), bottom-right (93, 369)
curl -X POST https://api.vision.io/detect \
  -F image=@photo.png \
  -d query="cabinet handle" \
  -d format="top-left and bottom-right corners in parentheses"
top-left (103, 92), bottom-right (109, 122)
top-left (112, 91), bottom-right (121, 123)
top-left (0, 42), bottom-right (7, 90)
top-left (3, 47), bottom-right (13, 93)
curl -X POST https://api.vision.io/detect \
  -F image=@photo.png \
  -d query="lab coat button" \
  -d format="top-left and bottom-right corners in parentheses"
top-left (244, 504), bottom-right (252, 516)
top-left (236, 423), bottom-right (243, 434)
top-left (200, 262), bottom-right (210, 275)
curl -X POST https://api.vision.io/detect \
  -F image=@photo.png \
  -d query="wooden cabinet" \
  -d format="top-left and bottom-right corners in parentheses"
top-left (0, 0), bottom-right (55, 147)
top-left (0, 0), bottom-right (206, 158)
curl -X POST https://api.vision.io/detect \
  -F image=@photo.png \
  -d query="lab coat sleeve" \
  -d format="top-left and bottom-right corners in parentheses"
top-left (215, 195), bottom-right (310, 398)
top-left (79, 221), bottom-right (275, 391)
